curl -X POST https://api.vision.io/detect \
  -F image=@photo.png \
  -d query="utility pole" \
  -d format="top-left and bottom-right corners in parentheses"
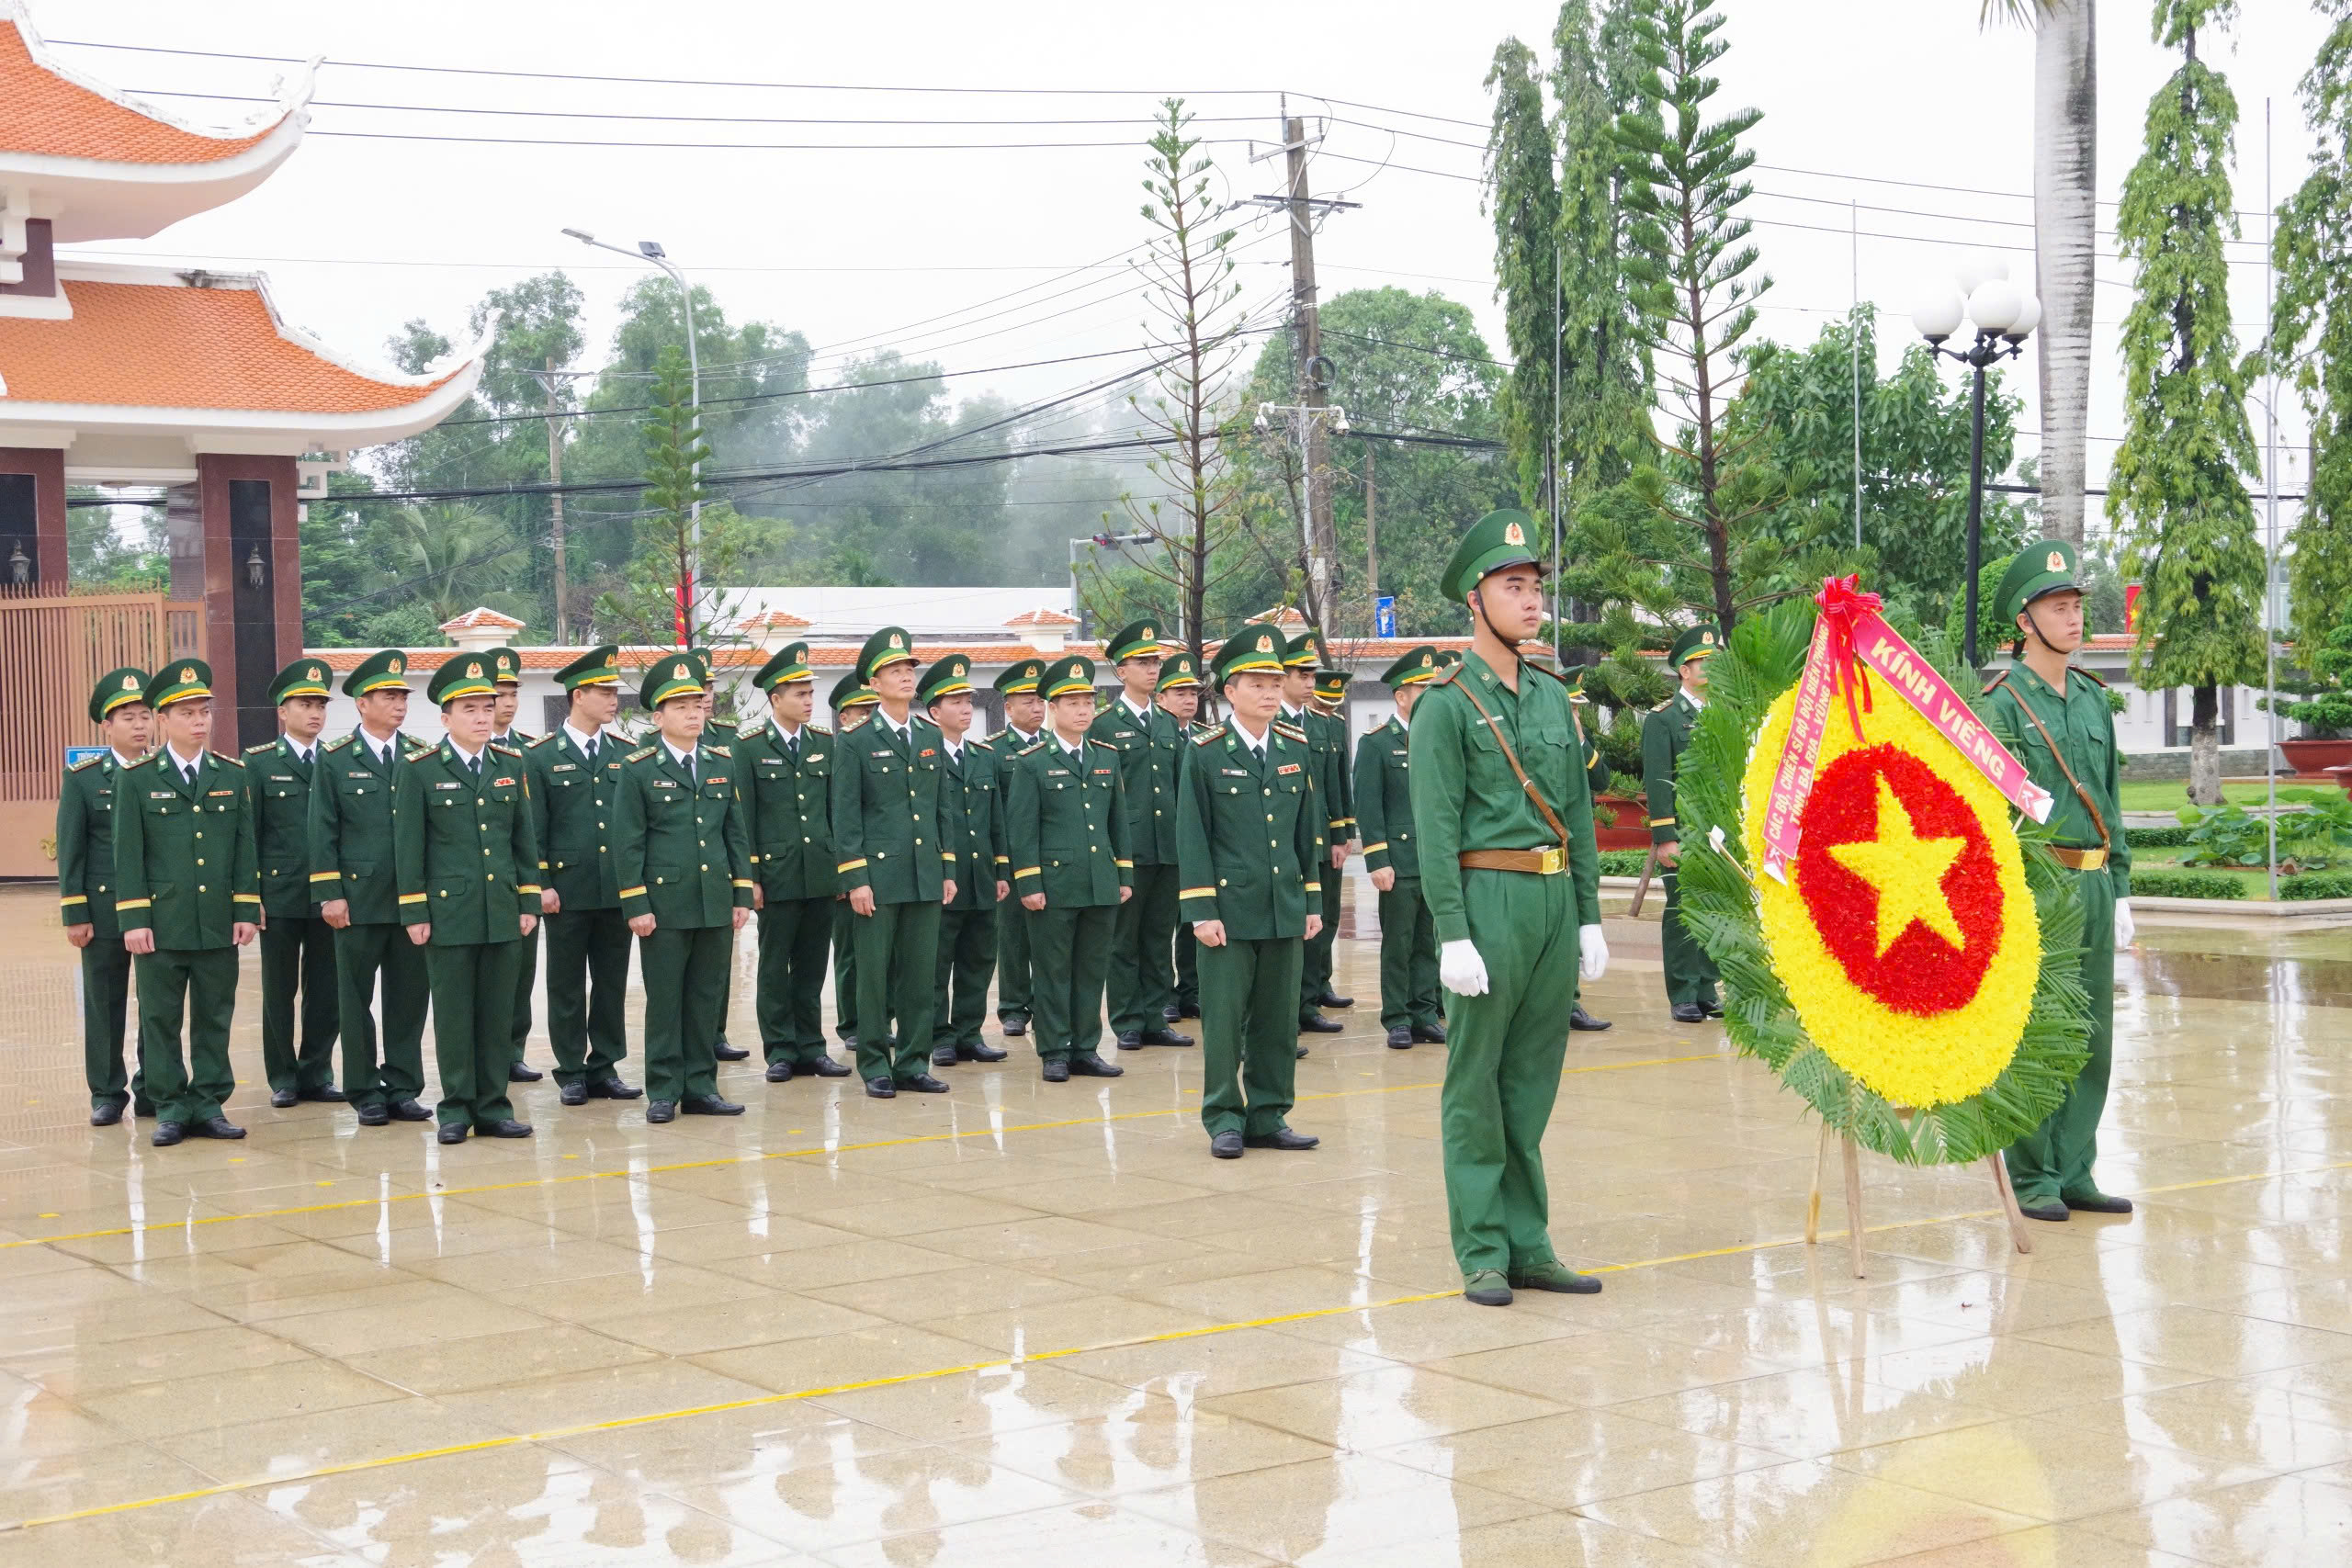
top-left (541, 355), bottom-right (571, 643)
top-left (1363, 441), bottom-right (1376, 625)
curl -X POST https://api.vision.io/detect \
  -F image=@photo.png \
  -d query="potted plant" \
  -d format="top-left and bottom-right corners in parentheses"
top-left (2267, 616), bottom-right (2352, 778)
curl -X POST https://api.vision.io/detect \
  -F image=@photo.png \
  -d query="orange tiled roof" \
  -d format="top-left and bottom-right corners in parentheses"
top-left (439, 606), bottom-right (525, 632)
top-left (0, 279), bottom-right (464, 412)
top-left (0, 21), bottom-right (288, 164)
top-left (1003, 608), bottom-right (1080, 627)
top-left (739, 609), bottom-right (814, 630)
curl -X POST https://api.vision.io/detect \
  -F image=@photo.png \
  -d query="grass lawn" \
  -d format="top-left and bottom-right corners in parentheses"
top-left (2117, 777), bottom-right (2338, 814)
top-left (2128, 850), bottom-right (2290, 897)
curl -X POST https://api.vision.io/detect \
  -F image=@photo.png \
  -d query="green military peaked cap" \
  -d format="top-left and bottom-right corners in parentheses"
top-left (428, 653), bottom-right (499, 706)
top-left (829, 672), bottom-right (878, 713)
top-left (1212, 626), bottom-right (1289, 689)
top-left (1281, 627), bottom-right (1328, 671)
top-left (484, 646), bottom-right (524, 685)
top-left (1156, 651), bottom-right (1202, 692)
top-left (639, 652), bottom-right (706, 709)
top-left (1103, 618), bottom-right (1167, 664)
top-left (343, 648), bottom-right (411, 698)
top-left (856, 626), bottom-right (919, 681)
top-left (1440, 508), bottom-right (1545, 603)
top-left (1668, 625), bottom-right (1722, 668)
top-left (1039, 655), bottom-right (1098, 701)
top-left (266, 658), bottom-right (334, 706)
top-left (1314, 669), bottom-right (1349, 702)
top-left (144, 659), bottom-right (212, 710)
top-left (555, 645), bottom-right (622, 691)
top-left (994, 657), bottom-right (1046, 696)
top-left (918, 653), bottom-right (975, 705)
top-left (1994, 538), bottom-right (2082, 626)
top-left (1379, 645), bottom-right (1443, 689)
top-left (753, 641), bottom-right (815, 690)
top-left (89, 666), bottom-right (151, 723)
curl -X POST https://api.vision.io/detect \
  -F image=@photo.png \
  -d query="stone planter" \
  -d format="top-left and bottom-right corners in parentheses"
top-left (2281, 738), bottom-right (2352, 780)
top-left (1591, 792), bottom-right (1652, 851)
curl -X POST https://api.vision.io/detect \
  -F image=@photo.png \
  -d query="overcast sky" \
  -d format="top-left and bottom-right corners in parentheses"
top-left (42, 0), bottom-right (2338, 533)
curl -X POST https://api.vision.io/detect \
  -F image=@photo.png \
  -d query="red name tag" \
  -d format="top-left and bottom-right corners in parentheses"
top-left (1276, 763), bottom-right (1302, 775)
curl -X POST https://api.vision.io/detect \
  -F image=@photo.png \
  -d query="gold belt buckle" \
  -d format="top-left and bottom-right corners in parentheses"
top-left (2075, 847), bottom-right (2108, 871)
top-left (1537, 846), bottom-right (1565, 875)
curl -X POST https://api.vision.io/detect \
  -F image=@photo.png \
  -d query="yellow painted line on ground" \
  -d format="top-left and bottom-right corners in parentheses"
top-left (0, 1054), bottom-right (1726, 1251)
top-left (6, 1148), bottom-right (2343, 1536)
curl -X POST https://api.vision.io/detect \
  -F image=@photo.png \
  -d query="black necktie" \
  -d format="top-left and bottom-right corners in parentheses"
top-left (469, 753), bottom-right (481, 778)
top-left (786, 734), bottom-right (799, 761)
top-left (682, 750), bottom-right (695, 785)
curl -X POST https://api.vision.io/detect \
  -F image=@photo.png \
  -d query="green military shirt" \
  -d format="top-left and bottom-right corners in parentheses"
top-left (1352, 716), bottom-right (1419, 879)
top-left (1640, 691), bottom-right (1702, 847)
top-left (1090, 695), bottom-right (1183, 864)
top-left (614, 739), bottom-right (755, 927)
top-left (735, 719), bottom-right (838, 903)
top-left (308, 729), bottom-right (415, 924)
top-left (525, 728), bottom-right (626, 909)
top-left (56, 750), bottom-right (134, 939)
top-left (831, 710), bottom-right (961, 904)
top-left (1408, 653), bottom-right (1602, 945)
top-left (392, 740), bottom-right (541, 943)
top-left (1176, 721), bottom-right (1325, 939)
top-left (111, 749), bottom-right (259, 946)
top-left (1983, 661), bottom-right (2132, 899)
top-left (1006, 734), bottom-right (1131, 907)
top-left (243, 737), bottom-right (322, 919)
top-left (1294, 705), bottom-right (1354, 845)
top-left (941, 734), bottom-right (1008, 910)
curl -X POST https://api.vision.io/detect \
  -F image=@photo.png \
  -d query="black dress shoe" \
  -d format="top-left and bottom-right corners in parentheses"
top-left (1116, 1032), bottom-right (1145, 1051)
top-left (90, 1101), bottom-right (126, 1127)
top-left (1386, 1027), bottom-right (1415, 1049)
top-left (2018, 1198), bottom-right (2070, 1223)
top-left (1210, 1130), bottom-right (1245, 1159)
top-left (1295, 1044), bottom-right (1309, 1059)
top-left (1042, 1060), bottom-right (1071, 1083)
top-left (864, 1077), bottom-right (897, 1100)
top-left (592, 1076), bottom-right (641, 1100)
top-left (957, 1042), bottom-right (1008, 1063)
top-left (932, 1046), bottom-right (960, 1067)
top-left (1299, 1013), bottom-right (1343, 1034)
top-left (2064, 1191), bottom-right (2134, 1215)
top-left (1069, 1054), bottom-right (1124, 1078)
top-left (765, 1060), bottom-right (795, 1083)
top-left (1702, 1002), bottom-right (1725, 1019)
top-left (151, 1121), bottom-right (185, 1146)
top-left (302, 1085), bottom-right (347, 1103)
top-left (1163, 1004), bottom-right (1182, 1024)
top-left (436, 1122), bottom-right (468, 1145)
top-left (481, 1119), bottom-right (533, 1138)
top-left (645, 1100), bottom-right (678, 1122)
top-left (355, 1103), bottom-right (390, 1127)
top-left (1411, 1023), bottom-right (1448, 1043)
top-left (508, 1062), bottom-right (544, 1083)
top-left (560, 1081), bottom-right (588, 1106)
top-left (999, 1017), bottom-right (1028, 1037)
top-left (899, 1073), bottom-right (950, 1094)
top-left (191, 1116), bottom-right (245, 1139)
top-left (270, 1089), bottom-right (299, 1109)
top-left (1243, 1127), bottom-right (1319, 1151)
top-left (839, 1032), bottom-right (858, 1049)
top-left (132, 1099), bottom-right (155, 1117)
top-left (1317, 990), bottom-right (1354, 1010)
top-left (1178, 1001), bottom-right (1200, 1019)
top-left (390, 1099), bottom-right (433, 1122)
top-left (1669, 1002), bottom-right (1707, 1024)
top-left (1569, 1006), bottom-right (1612, 1032)
top-left (713, 1042), bottom-right (750, 1062)
top-left (804, 1057), bottom-right (851, 1077)
top-left (1138, 1028), bottom-right (1193, 1047)
top-left (681, 1094), bottom-right (744, 1115)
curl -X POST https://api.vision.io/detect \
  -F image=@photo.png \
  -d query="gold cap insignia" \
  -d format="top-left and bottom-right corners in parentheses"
top-left (2046, 548), bottom-right (2065, 571)
top-left (1503, 520), bottom-right (1526, 547)
top-left (1141, 626), bottom-right (1155, 640)
top-left (888, 633), bottom-right (903, 649)
top-left (178, 667), bottom-right (194, 682)
top-left (673, 661), bottom-right (688, 679)
top-left (308, 666), bottom-right (322, 681)
top-left (467, 661), bottom-right (482, 678)
top-left (1701, 630), bottom-right (1715, 646)
top-left (604, 652), bottom-right (616, 668)
top-left (1258, 634), bottom-right (1272, 650)
top-left (389, 657), bottom-right (404, 673)
top-left (122, 674), bottom-right (139, 691)
top-left (1420, 652), bottom-right (1431, 667)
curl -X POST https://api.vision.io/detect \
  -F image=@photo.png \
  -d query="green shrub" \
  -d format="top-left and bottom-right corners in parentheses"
top-left (2128, 870), bottom-right (2246, 899)
top-left (2282, 872), bottom-right (2352, 900)
top-left (1597, 850), bottom-right (1652, 877)
top-left (2177, 790), bottom-right (2352, 871)
top-left (2126, 825), bottom-right (2190, 849)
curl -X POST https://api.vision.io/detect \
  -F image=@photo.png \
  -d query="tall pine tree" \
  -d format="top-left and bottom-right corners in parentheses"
top-left (1484, 38), bottom-right (1561, 511)
top-left (1552, 0), bottom-right (1651, 504)
top-left (2110, 0), bottom-right (2265, 805)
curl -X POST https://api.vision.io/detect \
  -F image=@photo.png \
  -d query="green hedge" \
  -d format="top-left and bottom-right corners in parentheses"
top-left (2282, 872), bottom-right (2352, 900)
top-left (2126, 825), bottom-right (2190, 849)
top-left (1597, 850), bottom-right (1651, 877)
top-left (2128, 870), bottom-right (2246, 900)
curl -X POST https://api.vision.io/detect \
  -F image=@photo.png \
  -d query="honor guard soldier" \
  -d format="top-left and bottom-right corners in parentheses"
top-left (1156, 651), bottom-right (1206, 1024)
top-left (1358, 648), bottom-right (1445, 1049)
top-left (827, 675), bottom-right (879, 1053)
top-left (1091, 620), bottom-right (1193, 1052)
top-left (1283, 632), bottom-right (1355, 1032)
top-left (480, 646), bottom-right (545, 1083)
top-left (739, 642), bottom-right (851, 1083)
top-left (245, 660), bottom-right (345, 1108)
top-left (615, 654), bottom-right (754, 1122)
top-left (112, 660), bottom-right (259, 1145)
top-left (1180, 631), bottom-right (1326, 1156)
top-left (60, 668), bottom-right (151, 1124)
top-left (832, 628), bottom-right (963, 1097)
top-left (1644, 626), bottom-right (1724, 1023)
top-left (1414, 511), bottom-right (1610, 1304)
top-left (922, 654), bottom-right (1011, 1069)
top-left (990, 658), bottom-right (1049, 1038)
top-left (1984, 540), bottom-right (2134, 1224)
top-left (1006, 655), bottom-right (1131, 1081)
top-left (311, 650), bottom-right (435, 1127)
top-left (526, 646), bottom-right (643, 1106)
top-left (1566, 667), bottom-right (1613, 1033)
top-left (688, 645), bottom-right (752, 1066)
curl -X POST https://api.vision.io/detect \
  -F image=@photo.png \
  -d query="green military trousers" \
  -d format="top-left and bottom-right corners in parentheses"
top-left (81, 933), bottom-right (143, 1112)
top-left (259, 913), bottom-right (339, 1095)
top-left (426, 939), bottom-right (521, 1130)
top-left (1108, 863), bottom-right (1178, 1036)
top-left (544, 907), bottom-right (632, 1087)
top-left (1199, 936), bottom-right (1301, 1138)
top-left (1027, 903), bottom-right (1113, 1062)
top-left (336, 921), bottom-right (429, 1111)
top-left (1659, 870), bottom-right (1720, 1010)
top-left (1173, 924), bottom-right (1198, 1014)
top-left (1377, 876), bottom-right (1442, 1035)
top-left (509, 921), bottom-right (539, 1071)
top-left (639, 922), bottom-right (730, 1104)
top-left (933, 906), bottom-right (997, 1055)
top-left (1300, 872), bottom-right (1344, 1020)
top-left (832, 900), bottom-right (858, 1042)
top-left (134, 946), bottom-right (238, 1126)
top-left (853, 898), bottom-right (942, 1083)
top-left (1442, 868), bottom-right (1578, 1276)
top-left (757, 896), bottom-right (835, 1067)
top-left (995, 889), bottom-right (1033, 1025)
top-left (2007, 867), bottom-right (2117, 1206)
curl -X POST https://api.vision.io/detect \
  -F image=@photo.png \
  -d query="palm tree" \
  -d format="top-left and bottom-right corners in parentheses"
top-left (384, 502), bottom-right (516, 627)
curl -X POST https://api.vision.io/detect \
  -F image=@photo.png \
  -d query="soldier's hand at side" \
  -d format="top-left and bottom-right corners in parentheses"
top-left (1022, 891), bottom-right (1046, 912)
top-left (1305, 913), bottom-right (1322, 941)
top-left (1657, 841), bottom-right (1679, 868)
top-left (731, 907), bottom-right (751, 931)
top-left (1329, 844), bottom-right (1346, 870)
top-left (849, 886), bottom-right (876, 917)
top-left (1370, 867), bottom-right (1396, 893)
top-left (405, 923), bottom-right (431, 946)
top-left (321, 898), bottom-right (350, 929)
top-left (233, 921), bottom-right (257, 946)
top-left (1118, 886), bottom-right (1131, 904)
top-left (1193, 919), bottom-right (1226, 948)
top-left (65, 922), bottom-right (94, 949)
top-left (519, 914), bottom-right (537, 938)
top-left (751, 886), bottom-right (763, 911)
top-left (995, 880), bottom-right (1009, 901)
top-left (2113, 897), bottom-right (2136, 949)
top-left (1440, 939), bottom-right (1489, 997)
top-left (541, 889), bottom-right (560, 914)
top-left (255, 909), bottom-right (267, 931)
top-left (1578, 923), bottom-right (1609, 982)
top-left (125, 928), bottom-right (155, 955)
top-left (943, 879), bottom-right (957, 906)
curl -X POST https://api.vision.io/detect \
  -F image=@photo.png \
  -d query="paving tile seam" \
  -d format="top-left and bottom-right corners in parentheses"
top-left (0, 1054), bottom-right (1728, 1250)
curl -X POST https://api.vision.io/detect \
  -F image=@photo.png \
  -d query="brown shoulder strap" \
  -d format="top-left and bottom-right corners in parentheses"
top-left (1448, 676), bottom-right (1570, 852)
top-left (1996, 680), bottom-right (2110, 852)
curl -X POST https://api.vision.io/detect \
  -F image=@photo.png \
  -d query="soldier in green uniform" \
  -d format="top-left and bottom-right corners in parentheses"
top-left (1180, 631), bottom-right (1326, 1156)
top-left (922, 654), bottom-right (1012, 1069)
top-left (1358, 647), bottom-right (1444, 1050)
top-left (1412, 511), bottom-right (1610, 1304)
top-left (1283, 631), bottom-right (1355, 1032)
top-left (1644, 626), bottom-right (1724, 1023)
top-left (1566, 667), bottom-right (1613, 1034)
top-left (526, 646), bottom-right (643, 1106)
top-left (60, 667), bottom-right (151, 1125)
top-left (615, 653), bottom-right (755, 1122)
top-left (479, 646), bottom-right (546, 1084)
top-left (112, 660), bottom-right (260, 1145)
top-left (393, 657), bottom-right (541, 1144)
top-left (1006, 655), bottom-right (1130, 1081)
top-left (990, 659), bottom-right (1049, 1037)
top-left (1090, 620), bottom-right (1192, 1052)
top-left (1984, 540), bottom-right (2134, 1224)
top-left (311, 649), bottom-right (435, 1127)
top-left (827, 674), bottom-right (879, 1052)
top-left (244, 660), bottom-right (345, 1108)
top-left (689, 645), bottom-right (752, 1066)
top-left (832, 627), bottom-right (962, 1098)
top-left (739, 642), bottom-right (852, 1084)
top-left (1157, 652), bottom-right (1206, 1023)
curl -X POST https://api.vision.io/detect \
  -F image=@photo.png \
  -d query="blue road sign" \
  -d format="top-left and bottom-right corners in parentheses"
top-left (1374, 596), bottom-right (1396, 638)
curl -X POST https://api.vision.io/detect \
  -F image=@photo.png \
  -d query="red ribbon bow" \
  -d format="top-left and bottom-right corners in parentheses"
top-left (1815, 574), bottom-right (1882, 741)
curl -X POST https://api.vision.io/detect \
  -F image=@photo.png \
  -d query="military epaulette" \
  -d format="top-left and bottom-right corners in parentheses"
top-left (1192, 726), bottom-right (1227, 747)
top-left (1981, 670), bottom-right (2013, 697)
top-left (526, 733), bottom-right (558, 749)
top-left (2073, 666), bottom-right (2109, 688)
top-left (243, 742), bottom-right (276, 755)
top-left (706, 742), bottom-right (732, 758)
top-left (808, 723), bottom-right (831, 736)
top-left (1651, 698), bottom-right (1676, 713)
top-left (1426, 665), bottom-right (1463, 688)
top-left (1014, 739), bottom-right (1049, 757)
top-left (1525, 660), bottom-right (1567, 684)
top-left (323, 735), bottom-right (354, 752)
top-left (213, 752), bottom-right (245, 768)
top-left (627, 745), bottom-right (659, 763)
top-left (67, 751), bottom-right (105, 772)
top-left (733, 721), bottom-right (766, 740)
top-left (968, 735), bottom-right (993, 750)
top-left (124, 750), bottom-right (163, 770)
top-left (489, 742), bottom-right (521, 759)
top-left (1272, 721), bottom-right (1307, 745)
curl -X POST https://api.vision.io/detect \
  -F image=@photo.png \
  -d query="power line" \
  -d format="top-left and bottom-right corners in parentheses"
top-left (120, 88), bottom-right (1276, 128)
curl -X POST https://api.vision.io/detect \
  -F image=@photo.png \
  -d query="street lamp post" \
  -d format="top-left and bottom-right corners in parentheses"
top-left (564, 228), bottom-right (703, 645)
top-left (1912, 252), bottom-right (2041, 669)
top-left (1068, 532), bottom-right (1155, 640)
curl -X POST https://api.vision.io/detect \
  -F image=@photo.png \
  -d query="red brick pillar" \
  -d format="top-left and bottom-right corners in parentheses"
top-left (195, 454), bottom-right (302, 750)
top-left (0, 446), bottom-right (68, 591)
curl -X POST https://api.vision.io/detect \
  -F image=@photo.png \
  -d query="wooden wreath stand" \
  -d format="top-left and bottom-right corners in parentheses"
top-left (1804, 1118), bottom-right (2034, 1278)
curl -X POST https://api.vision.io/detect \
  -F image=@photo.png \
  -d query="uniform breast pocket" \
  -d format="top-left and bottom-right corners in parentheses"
top-left (143, 799), bottom-right (178, 818)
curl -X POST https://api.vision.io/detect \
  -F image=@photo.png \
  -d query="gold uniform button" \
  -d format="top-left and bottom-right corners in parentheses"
top-left (198, 884), bottom-right (207, 892)
top-left (196, 858), bottom-right (205, 865)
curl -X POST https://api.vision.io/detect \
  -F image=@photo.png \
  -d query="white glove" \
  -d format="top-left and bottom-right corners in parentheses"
top-left (2113, 897), bottom-right (2135, 949)
top-left (1579, 923), bottom-right (1609, 983)
top-left (1440, 939), bottom-right (1490, 997)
